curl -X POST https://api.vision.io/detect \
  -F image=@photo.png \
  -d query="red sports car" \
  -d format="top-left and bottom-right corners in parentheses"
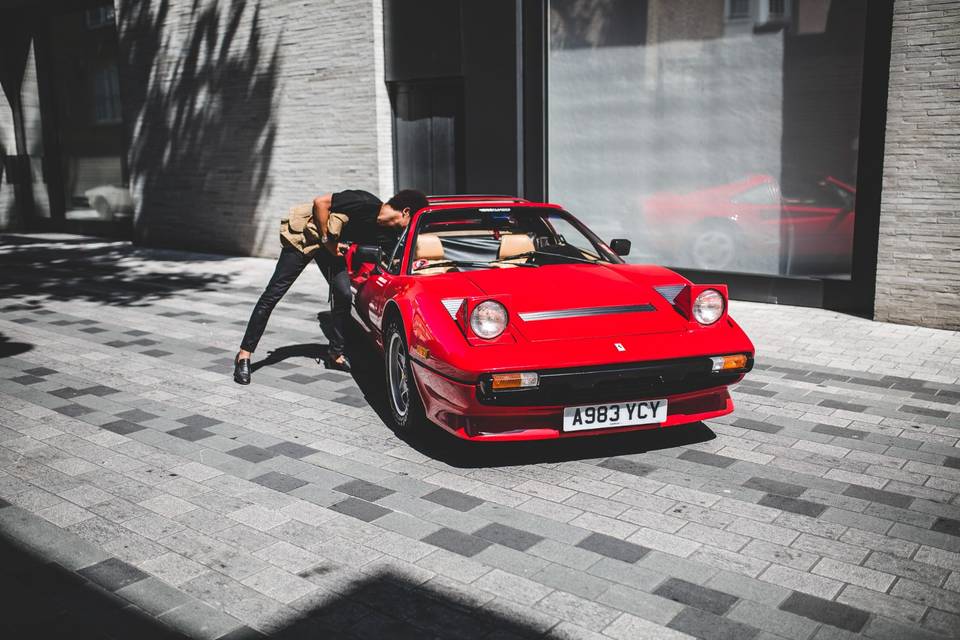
top-left (347, 196), bottom-right (754, 441)
top-left (643, 175), bottom-right (856, 273)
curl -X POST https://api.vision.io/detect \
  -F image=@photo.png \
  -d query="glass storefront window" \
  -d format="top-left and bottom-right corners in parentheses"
top-left (547, 0), bottom-right (865, 279)
top-left (51, 3), bottom-right (132, 223)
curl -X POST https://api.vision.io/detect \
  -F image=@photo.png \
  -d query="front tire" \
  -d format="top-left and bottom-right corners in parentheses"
top-left (688, 222), bottom-right (738, 271)
top-left (92, 196), bottom-right (113, 220)
top-left (384, 320), bottom-right (426, 432)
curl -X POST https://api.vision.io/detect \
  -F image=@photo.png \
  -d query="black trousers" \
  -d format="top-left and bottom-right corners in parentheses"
top-left (240, 246), bottom-right (351, 357)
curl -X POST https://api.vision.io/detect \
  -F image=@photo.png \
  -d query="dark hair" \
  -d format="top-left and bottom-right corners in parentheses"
top-left (387, 189), bottom-right (428, 215)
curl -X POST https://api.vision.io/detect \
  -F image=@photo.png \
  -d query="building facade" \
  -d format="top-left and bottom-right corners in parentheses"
top-left (0, 0), bottom-right (957, 329)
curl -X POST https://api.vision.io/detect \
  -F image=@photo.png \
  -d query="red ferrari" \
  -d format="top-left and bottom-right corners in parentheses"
top-left (347, 196), bottom-right (754, 441)
top-left (643, 174), bottom-right (856, 273)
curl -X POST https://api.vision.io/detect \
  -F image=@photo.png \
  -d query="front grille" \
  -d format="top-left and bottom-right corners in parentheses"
top-left (477, 355), bottom-right (752, 406)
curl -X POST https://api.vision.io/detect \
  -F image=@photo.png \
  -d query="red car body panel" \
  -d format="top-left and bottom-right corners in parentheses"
top-left (349, 199), bottom-right (755, 441)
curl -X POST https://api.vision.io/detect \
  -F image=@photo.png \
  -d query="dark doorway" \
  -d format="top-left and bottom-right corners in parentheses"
top-left (0, 1), bottom-right (132, 239)
top-left (390, 80), bottom-right (464, 195)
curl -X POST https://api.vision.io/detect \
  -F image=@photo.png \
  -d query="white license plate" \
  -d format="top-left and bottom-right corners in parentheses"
top-left (562, 399), bottom-right (668, 432)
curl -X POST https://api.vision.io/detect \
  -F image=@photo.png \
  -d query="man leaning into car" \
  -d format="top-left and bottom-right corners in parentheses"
top-left (233, 188), bottom-right (428, 384)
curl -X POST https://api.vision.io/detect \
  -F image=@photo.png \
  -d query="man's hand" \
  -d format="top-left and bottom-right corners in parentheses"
top-left (336, 243), bottom-right (350, 257)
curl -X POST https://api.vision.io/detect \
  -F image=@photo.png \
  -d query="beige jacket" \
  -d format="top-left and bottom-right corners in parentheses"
top-left (279, 202), bottom-right (348, 254)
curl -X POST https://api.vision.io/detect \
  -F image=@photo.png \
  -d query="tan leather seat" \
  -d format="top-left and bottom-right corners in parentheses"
top-left (497, 234), bottom-right (535, 266)
top-left (413, 234), bottom-right (456, 274)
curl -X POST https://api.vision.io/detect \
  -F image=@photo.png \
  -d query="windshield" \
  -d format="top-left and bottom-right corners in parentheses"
top-left (406, 206), bottom-right (619, 275)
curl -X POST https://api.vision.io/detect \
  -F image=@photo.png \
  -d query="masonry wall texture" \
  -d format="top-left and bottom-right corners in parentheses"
top-left (115, 0), bottom-right (393, 258)
top-left (875, 0), bottom-right (960, 329)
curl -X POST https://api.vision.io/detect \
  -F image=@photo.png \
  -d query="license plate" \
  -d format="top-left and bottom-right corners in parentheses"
top-left (562, 399), bottom-right (668, 432)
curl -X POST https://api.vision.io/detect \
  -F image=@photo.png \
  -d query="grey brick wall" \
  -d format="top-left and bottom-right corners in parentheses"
top-left (115, 0), bottom-right (393, 257)
top-left (875, 0), bottom-right (960, 329)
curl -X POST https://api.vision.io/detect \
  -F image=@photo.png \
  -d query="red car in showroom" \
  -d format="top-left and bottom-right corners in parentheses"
top-left (643, 174), bottom-right (856, 273)
top-left (347, 196), bottom-right (754, 441)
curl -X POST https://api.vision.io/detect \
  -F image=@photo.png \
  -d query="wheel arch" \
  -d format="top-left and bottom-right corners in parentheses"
top-left (382, 299), bottom-right (407, 336)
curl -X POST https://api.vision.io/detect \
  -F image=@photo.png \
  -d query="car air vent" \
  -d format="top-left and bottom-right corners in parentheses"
top-left (654, 285), bottom-right (686, 305)
top-left (441, 298), bottom-right (464, 319)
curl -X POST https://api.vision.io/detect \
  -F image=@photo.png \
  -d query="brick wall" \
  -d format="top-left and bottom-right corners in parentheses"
top-left (115, 0), bottom-right (393, 257)
top-left (875, 0), bottom-right (960, 329)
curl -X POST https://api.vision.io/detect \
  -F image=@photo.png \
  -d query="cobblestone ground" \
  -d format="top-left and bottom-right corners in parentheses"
top-left (1, 234), bottom-right (959, 640)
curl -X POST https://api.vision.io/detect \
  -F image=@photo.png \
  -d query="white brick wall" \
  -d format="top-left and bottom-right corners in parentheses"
top-left (116, 0), bottom-right (392, 257)
top-left (875, 0), bottom-right (960, 329)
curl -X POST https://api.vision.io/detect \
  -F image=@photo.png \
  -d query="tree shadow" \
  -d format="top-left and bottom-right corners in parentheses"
top-left (118, 0), bottom-right (279, 256)
top-left (345, 333), bottom-right (717, 468)
top-left (0, 235), bottom-right (231, 306)
top-left (0, 524), bottom-right (560, 639)
top-left (0, 332), bottom-right (33, 359)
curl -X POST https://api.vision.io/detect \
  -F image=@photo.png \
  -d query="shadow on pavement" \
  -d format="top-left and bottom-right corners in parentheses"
top-left (406, 421), bottom-right (718, 469)
top-left (251, 343), bottom-right (328, 373)
top-left (0, 236), bottom-right (231, 307)
top-left (0, 333), bottom-right (33, 359)
top-left (0, 528), bottom-right (554, 639)
top-left (346, 331), bottom-right (717, 468)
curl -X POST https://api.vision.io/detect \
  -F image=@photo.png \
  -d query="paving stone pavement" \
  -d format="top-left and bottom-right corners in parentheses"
top-left (1, 234), bottom-right (959, 640)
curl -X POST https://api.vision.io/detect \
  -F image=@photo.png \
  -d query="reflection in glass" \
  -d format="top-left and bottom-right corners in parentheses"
top-left (22, 41), bottom-right (52, 219)
top-left (51, 4), bottom-right (132, 223)
top-left (547, 0), bottom-right (865, 278)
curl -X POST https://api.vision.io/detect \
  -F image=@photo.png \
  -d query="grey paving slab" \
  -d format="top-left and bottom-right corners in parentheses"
top-left (779, 591), bottom-right (870, 633)
top-left (77, 557), bottom-right (150, 591)
top-left (251, 472), bottom-right (308, 493)
top-left (422, 527), bottom-right (493, 557)
top-left (226, 445), bottom-right (277, 464)
top-left (473, 522), bottom-right (545, 552)
top-left (333, 478), bottom-right (395, 502)
top-left (423, 487), bottom-right (485, 512)
top-left (101, 419), bottom-right (146, 435)
top-left (327, 497), bottom-right (391, 522)
top-left (158, 600), bottom-right (244, 640)
top-left (265, 441), bottom-right (319, 459)
top-left (653, 577), bottom-right (739, 616)
top-left (757, 494), bottom-right (829, 518)
top-left (576, 532), bottom-right (650, 564)
top-left (667, 606), bottom-right (760, 640)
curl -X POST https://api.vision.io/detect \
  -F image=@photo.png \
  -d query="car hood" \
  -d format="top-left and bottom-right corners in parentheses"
top-left (461, 263), bottom-right (691, 342)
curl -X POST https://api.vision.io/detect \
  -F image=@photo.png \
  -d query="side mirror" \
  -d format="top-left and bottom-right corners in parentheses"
top-left (353, 244), bottom-right (382, 266)
top-left (610, 238), bottom-right (631, 256)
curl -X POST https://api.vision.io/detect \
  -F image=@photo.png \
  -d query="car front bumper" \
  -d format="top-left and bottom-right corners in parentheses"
top-left (410, 356), bottom-right (749, 441)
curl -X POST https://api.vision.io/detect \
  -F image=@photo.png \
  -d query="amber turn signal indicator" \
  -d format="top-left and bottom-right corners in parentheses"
top-left (491, 372), bottom-right (539, 390)
top-left (710, 354), bottom-right (748, 372)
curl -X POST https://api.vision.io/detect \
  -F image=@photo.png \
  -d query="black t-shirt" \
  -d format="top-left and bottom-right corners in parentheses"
top-left (331, 189), bottom-right (398, 249)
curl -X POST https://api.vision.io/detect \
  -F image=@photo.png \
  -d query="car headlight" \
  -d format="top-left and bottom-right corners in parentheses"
top-left (693, 289), bottom-right (725, 325)
top-left (470, 300), bottom-right (508, 339)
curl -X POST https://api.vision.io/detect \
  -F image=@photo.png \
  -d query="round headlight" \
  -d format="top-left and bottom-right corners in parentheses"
top-left (693, 289), bottom-right (725, 325)
top-left (470, 300), bottom-right (508, 339)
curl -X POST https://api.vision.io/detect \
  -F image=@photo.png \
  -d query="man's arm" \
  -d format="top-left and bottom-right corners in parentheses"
top-left (313, 193), bottom-right (339, 255)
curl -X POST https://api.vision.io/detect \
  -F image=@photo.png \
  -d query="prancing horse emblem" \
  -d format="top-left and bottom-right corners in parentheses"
top-left (614, 343), bottom-right (626, 352)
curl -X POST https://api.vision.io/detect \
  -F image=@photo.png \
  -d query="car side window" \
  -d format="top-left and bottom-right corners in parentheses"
top-left (732, 182), bottom-right (780, 206)
top-left (386, 229), bottom-right (408, 275)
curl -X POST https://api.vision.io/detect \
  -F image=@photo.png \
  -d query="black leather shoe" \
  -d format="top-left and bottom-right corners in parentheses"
top-left (234, 356), bottom-right (251, 385)
top-left (327, 354), bottom-right (351, 372)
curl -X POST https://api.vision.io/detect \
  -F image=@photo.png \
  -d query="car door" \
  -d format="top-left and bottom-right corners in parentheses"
top-left (351, 231), bottom-right (408, 339)
top-left (780, 178), bottom-right (851, 259)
